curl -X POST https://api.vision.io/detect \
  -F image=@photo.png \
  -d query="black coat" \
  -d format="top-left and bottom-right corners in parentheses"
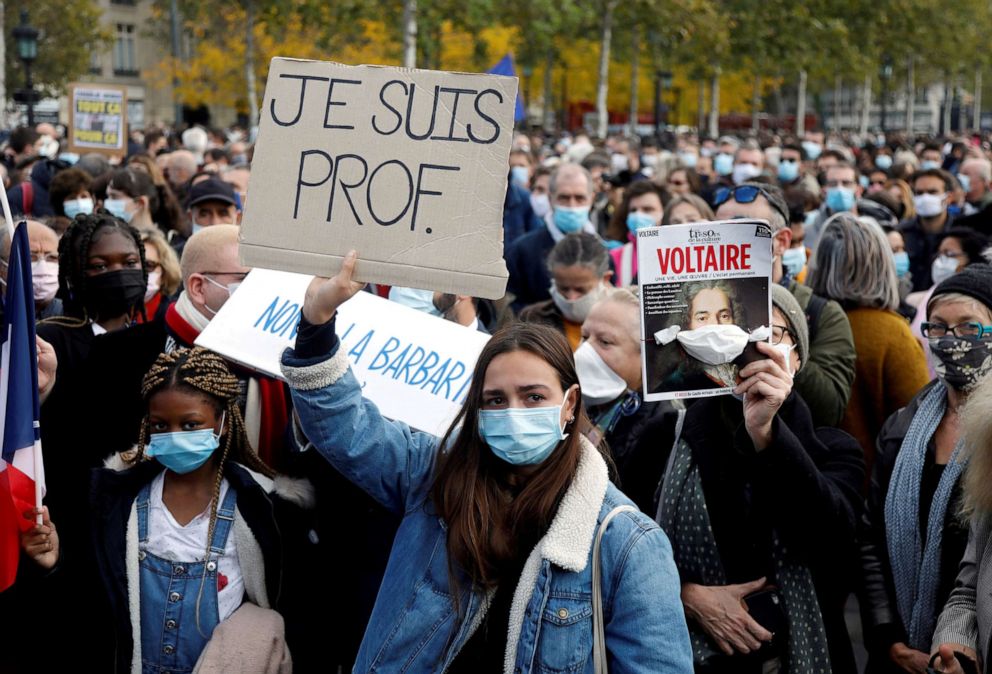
top-left (654, 394), bottom-right (865, 674)
top-left (598, 398), bottom-right (678, 514)
top-left (858, 379), bottom-right (968, 672)
top-left (898, 216), bottom-right (952, 292)
top-left (89, 460), bottom-right (320, 673)
top-left (505, 226), bottom-right (555, 313)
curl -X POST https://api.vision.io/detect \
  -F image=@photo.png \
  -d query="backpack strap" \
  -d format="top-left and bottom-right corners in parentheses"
top-left (21, 181), bottom-right (33, 215)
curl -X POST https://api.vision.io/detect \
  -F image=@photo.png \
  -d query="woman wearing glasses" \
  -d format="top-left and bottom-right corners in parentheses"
top-left (137, 227), bottom-right (181, 323)
top-left (860, 264), bottom-right (992, 674)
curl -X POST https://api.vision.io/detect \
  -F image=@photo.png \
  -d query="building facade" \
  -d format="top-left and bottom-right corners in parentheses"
top-left (57, 0), bottom-right (175, 129)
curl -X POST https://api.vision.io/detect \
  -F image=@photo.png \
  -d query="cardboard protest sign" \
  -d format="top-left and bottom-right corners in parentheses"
top-left (66, 84), bottom-right (127, 156)
top-left (195, 268), bottom-right (491, 434)
top-left (239, 58), bottom-right (518, 299)
top-left (636, 220), bottom-right (772, 401)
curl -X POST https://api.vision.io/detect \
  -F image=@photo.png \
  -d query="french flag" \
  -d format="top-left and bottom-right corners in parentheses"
top-left (0, 221), bottom-right (45, 591)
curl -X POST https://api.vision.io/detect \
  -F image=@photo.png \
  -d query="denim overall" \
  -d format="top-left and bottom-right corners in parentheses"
top-left (136, 483), bottom-right (238, 674)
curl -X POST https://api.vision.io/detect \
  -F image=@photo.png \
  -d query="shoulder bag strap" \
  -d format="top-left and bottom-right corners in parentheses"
top-left (592, 504), bottom-right (637, 674)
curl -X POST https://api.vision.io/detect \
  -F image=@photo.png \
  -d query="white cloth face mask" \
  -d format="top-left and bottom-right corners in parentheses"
top-left (574, 340), bottom-right (628, 405)
top-left (655, 323), bottom-right (771, 366)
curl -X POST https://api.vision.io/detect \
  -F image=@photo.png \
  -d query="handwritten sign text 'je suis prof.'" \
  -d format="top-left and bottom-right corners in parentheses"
top-left (239, 58), bottom-right (517, 299)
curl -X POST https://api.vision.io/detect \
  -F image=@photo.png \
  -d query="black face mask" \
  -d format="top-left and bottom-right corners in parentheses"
top-left (83, 268), bottom-right (146, 321)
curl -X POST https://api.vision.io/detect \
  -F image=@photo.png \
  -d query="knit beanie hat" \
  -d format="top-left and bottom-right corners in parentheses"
top-left (927, 263), bottom-right (992, 319)
top-left (771, 284), bottom-right (810, 372)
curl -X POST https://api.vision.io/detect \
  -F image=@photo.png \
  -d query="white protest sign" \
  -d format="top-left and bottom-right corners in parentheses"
top-left (195, 268), bottom-right (490, 434)
top-left (238, 57), bottom-right (517, 300)
top-left (636, 220), bottom-right (772, 401)
top-left (67, 83), bottom-right (127, 156)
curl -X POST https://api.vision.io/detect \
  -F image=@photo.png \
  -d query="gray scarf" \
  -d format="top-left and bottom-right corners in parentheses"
top-left (884, 380), bottom-right (968, 650)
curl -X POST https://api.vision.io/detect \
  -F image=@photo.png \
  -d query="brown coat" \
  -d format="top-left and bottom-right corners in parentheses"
top-left (840, 307), bottom-right (930, 482)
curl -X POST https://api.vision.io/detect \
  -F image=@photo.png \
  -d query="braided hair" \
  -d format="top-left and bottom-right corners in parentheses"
top-left (43, 210), bottom-right (146, 327)
top-left (133, 347), bottom-right (275, 633)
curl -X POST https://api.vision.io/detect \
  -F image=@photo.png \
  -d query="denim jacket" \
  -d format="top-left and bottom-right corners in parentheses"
top-left (282, 343), bottom-right (692, 673)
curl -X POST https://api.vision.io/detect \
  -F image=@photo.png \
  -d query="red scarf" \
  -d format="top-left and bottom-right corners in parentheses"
top-left (164, 303), bottom-right (290, 469)
top-left (136, 293), bottom-right (163, 324)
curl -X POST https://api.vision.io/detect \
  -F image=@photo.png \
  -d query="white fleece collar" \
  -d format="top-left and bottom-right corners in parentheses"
top-left (503, 437), bottom-right (609, 673)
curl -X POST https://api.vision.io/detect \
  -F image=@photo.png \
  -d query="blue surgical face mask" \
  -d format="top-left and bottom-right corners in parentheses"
top-left (859, 175), bottom-right (870, 190)
top-left (626, 211), bottom-right (656, 233)
top-left (782, 246), bottom-right (807, 278)
top-left (893, 251), bottom-right (910, 277)
top-left (389, 286), bottom-right (442, 316)
top-left (875, 154), bottom-right (893, 170)
top-left (146, 414), bottom-right (224, 474)
top-left (921, 160), bottom-right (941, 171)
top-left (802, 141), bottom-right (822, 160)
top-left (957, 173), bottom-right (972, 193)
top-left (479, 402), bottom-right (568, 466)
top-left (714, 153), bottom-right (734, 176)
top-left (778, 160), bottom-right (799, 183)
top-left (804, 210), bottom-right (818, 227)
top-left (826, 186), bottom-right (856, 212)
top-left (104, 198), bottom-right (134, 223)
top-left (678, 151), bottom-right (698, 168)
top-left (191, 222), bottom-right (204, 235)
top-left (510, 165), bottom-right (530, 187)
top-left (553, 206), bottom-right (589, 233)
top-left (64, 197), bottom-right (94, 219)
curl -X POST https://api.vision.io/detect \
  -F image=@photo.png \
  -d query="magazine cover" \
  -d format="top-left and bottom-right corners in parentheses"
top-left (637, 219), bottom-right (773, 401)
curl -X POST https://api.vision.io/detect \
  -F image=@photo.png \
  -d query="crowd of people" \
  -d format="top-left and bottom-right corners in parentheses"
top-left (3, 118), bottom-right (992, 674)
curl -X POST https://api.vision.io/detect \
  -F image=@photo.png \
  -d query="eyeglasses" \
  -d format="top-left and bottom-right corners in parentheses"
top-left (921, 321), bottom-right (992, 339)
top-left (771, 324), bottom-right (795, 345)
top-left (712, 184), bottom-right (790, 225)
top-left (199, 271), bottom-right (249, 280)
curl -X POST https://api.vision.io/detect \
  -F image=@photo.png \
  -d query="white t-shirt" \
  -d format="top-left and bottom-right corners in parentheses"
top-left (143, 472), bottom-right (245, 621)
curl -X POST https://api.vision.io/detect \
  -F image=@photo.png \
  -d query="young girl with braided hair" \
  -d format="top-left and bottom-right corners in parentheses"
top-left (80, 346), bottom-right (316, 673)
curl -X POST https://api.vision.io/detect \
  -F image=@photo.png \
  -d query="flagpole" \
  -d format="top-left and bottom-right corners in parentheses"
top-left (0, 178), bottom-right (40, 524)
top-left (0, 172), bottom-right (14, 240)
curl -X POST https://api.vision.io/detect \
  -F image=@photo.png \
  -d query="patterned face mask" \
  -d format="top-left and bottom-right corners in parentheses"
top-left (929, 336), bottom-right (992, 391)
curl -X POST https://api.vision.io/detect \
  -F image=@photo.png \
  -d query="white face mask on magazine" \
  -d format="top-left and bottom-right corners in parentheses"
top-left (654, 324), bottom-right (771, 366)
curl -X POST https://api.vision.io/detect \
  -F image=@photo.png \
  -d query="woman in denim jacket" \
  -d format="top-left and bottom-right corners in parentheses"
top-left (281, 252), bottom-right (692, 673)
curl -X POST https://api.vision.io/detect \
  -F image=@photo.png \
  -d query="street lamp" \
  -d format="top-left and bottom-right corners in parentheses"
top-left (654, 70), bottom-right (673, 138)
top-left (880, 57), bottom-right (893, 132)
top-left (13, 11), bottom-right (39, 127)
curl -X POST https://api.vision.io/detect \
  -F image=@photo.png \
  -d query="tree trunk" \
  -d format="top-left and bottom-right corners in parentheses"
top-left (859, 73), bottom-right (871, 136)
top-left (169, 0), bottom-right (183, 124)
top-left (595, 0), bottom-right (617, 139)
top-left (975, 68), bottom-right (983, 131)
top-left (697, 80), bottom-right (705, 132)
top-left (833, 76), bottom-right (842, 131)
top-left (628, 24), bottom-right (639, 135)
top-left (708, 71), bottom-right (720, 138)
top-left (542, 49), bottom-right (555, 132)
top-left (796, 69), bottom-right (808, 136)
top-left (905, 57), bottom-right (915, 134)
top-left (957, 77), bottom-right (967, 131)
top-left (942, 78), bottom-right (952, 134)
top-left (402, 0), bottom-right (417, 69)
top-left (245, 0), bottom-right (259, 129)
top-left (750, 75), bottom-right (760, 133)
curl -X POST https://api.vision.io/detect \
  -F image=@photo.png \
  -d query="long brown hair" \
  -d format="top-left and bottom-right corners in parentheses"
top-left (430, 323), bottom-right (591, 598)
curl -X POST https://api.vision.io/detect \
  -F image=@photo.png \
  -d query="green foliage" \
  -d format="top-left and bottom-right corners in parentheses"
top-left (5, 0), bottom-right (111, 97)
